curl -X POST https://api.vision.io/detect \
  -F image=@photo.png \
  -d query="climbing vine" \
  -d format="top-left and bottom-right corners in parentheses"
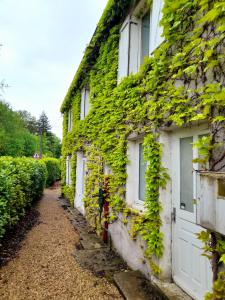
top-left (61, 0), bottom-right (225, 296)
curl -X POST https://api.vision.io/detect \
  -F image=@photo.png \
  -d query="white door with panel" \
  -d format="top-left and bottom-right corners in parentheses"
top-left (75, 152), bottom-right (86, 215)
top-left (172, 130), bottom-right (212, 300)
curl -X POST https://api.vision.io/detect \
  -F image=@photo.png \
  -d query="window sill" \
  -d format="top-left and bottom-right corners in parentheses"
top-left (128, 201), bottom-right (145, 213)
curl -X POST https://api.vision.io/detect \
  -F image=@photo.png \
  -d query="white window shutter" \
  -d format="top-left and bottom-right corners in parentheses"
top-left (68, 109), bottom-right (72, 131)
top-left (118, 18), bottom-right (130, 82)
top-left (81, 158), bottom-right (86, 195)
top-left (80, 89), bottom-right (85, 120)
top-left (68, 157), bottom-right (71, 185)
top-left (84, 89), bottom-right (90, 117)
top-left (129, 21), bottom-right (139, 75)
top-left (150, 0), bottom-right (164, 54)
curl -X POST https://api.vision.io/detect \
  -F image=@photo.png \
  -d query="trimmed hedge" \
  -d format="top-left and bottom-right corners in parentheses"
top-left (41, 158), bottom-right (61, 187)
top-left (0, 157), bottom-right (47, 238)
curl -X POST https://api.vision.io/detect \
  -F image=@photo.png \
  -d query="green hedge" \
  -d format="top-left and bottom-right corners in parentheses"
top-left (41, 158), bottom-right (61, 187)
top-left (0, 157), bottom-right (47, 238)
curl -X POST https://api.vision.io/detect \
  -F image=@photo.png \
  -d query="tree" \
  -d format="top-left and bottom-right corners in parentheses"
top-left (18, 110), bottom-right (38, 134)
top-left (37, 111), bottom-right (51, 157)
top-left (0, 101), bottom-right (61, 158)
top-left (45, 132), bottom-right (61, 158)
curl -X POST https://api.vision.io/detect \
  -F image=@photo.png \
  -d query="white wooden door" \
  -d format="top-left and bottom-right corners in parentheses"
top-left (75, 152), bottom-right (86, 215)
top-left (172, 130), bottom-right (212, 300)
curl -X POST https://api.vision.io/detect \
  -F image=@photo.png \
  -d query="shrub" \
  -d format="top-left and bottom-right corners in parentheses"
top-left (0, 157), bottom-right (47, 238)
top-left (41, 158), bottom-right (61, 187)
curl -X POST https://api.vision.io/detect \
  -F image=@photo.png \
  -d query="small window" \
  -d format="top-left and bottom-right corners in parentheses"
top-left (81, 158), bottom-right (86, 195)
top-left (68, 109), bottom-right (72, 132)
top-left (66, 156), bottom-right (72, 185)
top-left (141, 11), bottom-right (150, 63)
top-left (126, 139), bottom-right (147, 210)
top-left (218, 179), bottom-right (225, 199)
top-left (80, 88), bottom-right (90, 120)
top-left (180, 137), bottom-right (194, 212)
top-left (139, 143), bottom-right (147, 201)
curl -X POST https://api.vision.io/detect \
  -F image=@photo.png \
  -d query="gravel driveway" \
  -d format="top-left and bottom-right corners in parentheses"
top-left (0, 188), bottom-right (122, 300)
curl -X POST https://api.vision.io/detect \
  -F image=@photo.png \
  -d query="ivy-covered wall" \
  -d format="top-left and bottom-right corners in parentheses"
top-left (61, 0), bottom-right (225, 298)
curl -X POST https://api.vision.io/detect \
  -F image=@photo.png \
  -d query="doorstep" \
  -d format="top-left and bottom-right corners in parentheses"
top-left (114, 271), bottom-right (193, 300)
top-left (58, 197), bottom-right (192, 300)
top-left (151, 277), bottom-right (193, 300)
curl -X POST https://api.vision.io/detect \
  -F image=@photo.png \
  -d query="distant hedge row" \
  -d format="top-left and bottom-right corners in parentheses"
top-left (0, 157), bottom-right (47, 238)
top-left (42, 157), bottom-right (61, 187)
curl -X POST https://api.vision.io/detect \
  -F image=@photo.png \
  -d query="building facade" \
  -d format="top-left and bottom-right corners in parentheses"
top-left (61, 1), bottom-right (225, 299)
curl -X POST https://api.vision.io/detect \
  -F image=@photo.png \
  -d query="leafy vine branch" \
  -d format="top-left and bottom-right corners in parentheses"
top-left (61, 1), bottom-right (225, 297)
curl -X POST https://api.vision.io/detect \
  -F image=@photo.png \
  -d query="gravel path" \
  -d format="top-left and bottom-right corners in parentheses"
top-left (0, 188), bottom-right (122, 300)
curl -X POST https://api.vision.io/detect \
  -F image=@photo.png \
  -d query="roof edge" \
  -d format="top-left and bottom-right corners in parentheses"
top-left (60, 0), bottom-right (137, 113)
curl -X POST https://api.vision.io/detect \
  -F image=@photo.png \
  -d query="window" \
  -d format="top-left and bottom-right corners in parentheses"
top-left (66, 156), bottom-right (72, 185)
top-left (68, 109), bottom-right (72, 132)
top-left (141, 11), bottom-right (150, 64)
top-left (81, 158), bottom-right (86, 195)
top-left (118, 0), bottom-right (164, 82)
top-left (180, 137), bottom-right (194, 212)
top-left (126, 139), bottom-right (147, 209)
top-left (80, 88), bottom-right (90, 120)
top-left (139, 143), bottom-right (147, 201)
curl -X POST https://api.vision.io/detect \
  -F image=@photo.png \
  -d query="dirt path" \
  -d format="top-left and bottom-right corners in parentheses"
top-left (0, 188), bottom-right (122, 300)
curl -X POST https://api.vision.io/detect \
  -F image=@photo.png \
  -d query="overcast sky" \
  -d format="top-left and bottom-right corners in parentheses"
top-left (0, 0), bottom-right (108, 138)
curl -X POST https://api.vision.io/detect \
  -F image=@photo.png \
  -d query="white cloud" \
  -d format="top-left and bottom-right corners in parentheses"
top-left (0, 0), bottom-right (108, 138)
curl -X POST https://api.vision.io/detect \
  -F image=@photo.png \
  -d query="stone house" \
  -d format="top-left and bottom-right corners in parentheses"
top-left (61, 1), bottom-right (225, 299)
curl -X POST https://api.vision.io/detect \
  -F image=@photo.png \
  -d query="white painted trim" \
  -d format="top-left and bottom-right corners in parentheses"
top-left (126, 138), bottom-right (145, 211)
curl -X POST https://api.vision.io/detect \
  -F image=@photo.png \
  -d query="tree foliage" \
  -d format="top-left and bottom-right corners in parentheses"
top-left (0, 101), bottom-right (38, 157)
top-left (0, 102), bottom-right (61, 158)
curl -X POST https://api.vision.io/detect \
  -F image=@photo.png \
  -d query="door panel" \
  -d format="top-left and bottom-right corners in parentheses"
top-left (172, 131), bottom-right (212, 300)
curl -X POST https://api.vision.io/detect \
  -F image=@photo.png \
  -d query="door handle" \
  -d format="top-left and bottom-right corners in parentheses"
top-left (172, 207), bottom-right (176, 223)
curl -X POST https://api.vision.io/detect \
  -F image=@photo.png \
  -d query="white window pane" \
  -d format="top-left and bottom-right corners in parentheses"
top-left (139, 143), bottom-right (147, 201)
top-left (118, 21), bottom-right (129, 81)
top-left (129, 21), bottom-right (139, 74)
top-left (180, 137), bottom-right (194, 212)
top-left (141, 11), bottom-right (150, 63)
